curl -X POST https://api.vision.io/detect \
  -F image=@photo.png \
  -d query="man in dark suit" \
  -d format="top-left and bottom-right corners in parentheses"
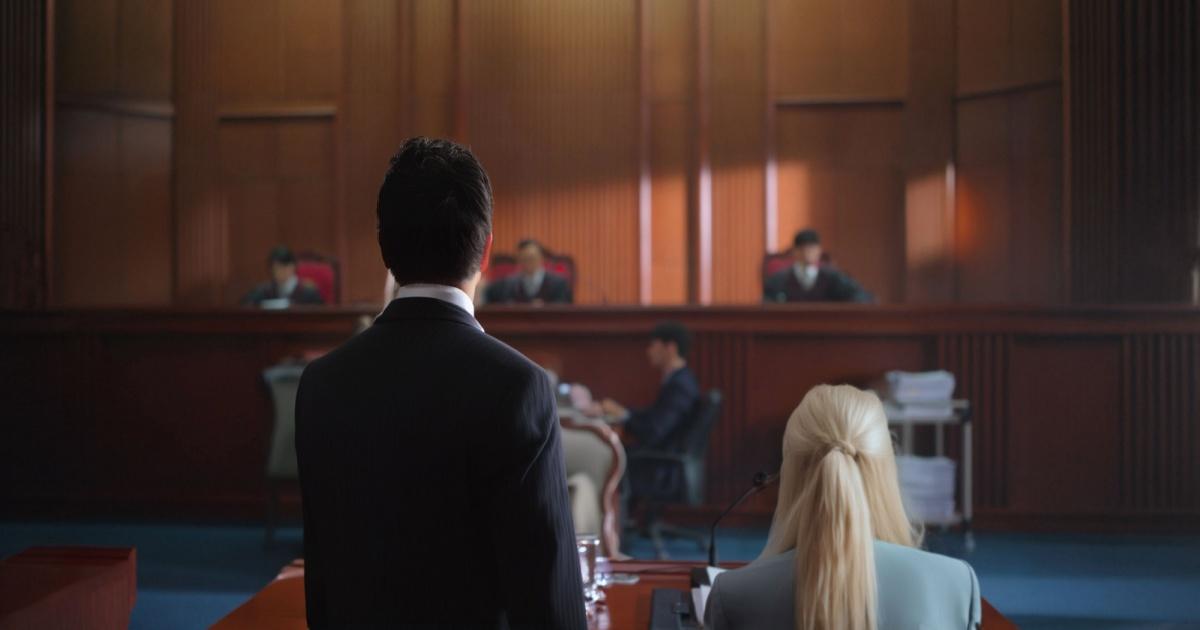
top-left (296, 137), bottom-right (586, 629)
top-left (762, 229), bottom-right (873, 303)
top-left (240, 245), bottom-right (325, 307)
top-left (484, 239), bottom-right (574, 305)
top-left (594, 322), bottom-right (701, 499)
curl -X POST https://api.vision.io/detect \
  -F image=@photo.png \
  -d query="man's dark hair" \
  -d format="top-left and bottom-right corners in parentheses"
top-left (377, 137), bottom-right (493, 285)
top-left (651, 321), bottom-right (692, 359)
top-left (793, 229), bottom-right (821, 247)
top-left (516, 238), bottom-right (544, 254)
top-left (268, 245), bottom-right (296, 266)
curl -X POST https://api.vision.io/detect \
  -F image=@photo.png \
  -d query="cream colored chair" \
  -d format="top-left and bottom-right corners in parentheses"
top-left (560, 418), bottom-right (626, 558)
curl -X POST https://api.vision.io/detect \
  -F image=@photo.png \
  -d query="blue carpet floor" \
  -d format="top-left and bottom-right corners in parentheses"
top-left (2, 520), bottom-right (1198, 629)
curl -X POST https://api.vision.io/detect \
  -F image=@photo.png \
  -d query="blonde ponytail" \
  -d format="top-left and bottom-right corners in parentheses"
top-left (792, 444), bottom-right (876, 630)
top-left (757, 384), bottom-right (918, 630)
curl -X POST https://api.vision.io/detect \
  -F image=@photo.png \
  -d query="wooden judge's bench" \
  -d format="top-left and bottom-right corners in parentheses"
top-left (2, 304), bottom-right (1197, 532)
top-left (212, 559), bottom-right (1016, 629)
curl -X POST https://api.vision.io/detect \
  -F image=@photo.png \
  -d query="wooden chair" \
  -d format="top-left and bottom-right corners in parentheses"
top-left (560, 417), bottom-right (626, 558)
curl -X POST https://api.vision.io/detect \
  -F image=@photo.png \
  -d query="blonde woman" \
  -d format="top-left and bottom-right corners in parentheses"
top-left (705, 384), bottom-right (981, 630)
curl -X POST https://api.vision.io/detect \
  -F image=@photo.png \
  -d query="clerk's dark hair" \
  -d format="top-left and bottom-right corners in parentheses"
top-left (377, 137), bottom-right (492, 285)
top-left (650, 321), bottom-right (692, 359)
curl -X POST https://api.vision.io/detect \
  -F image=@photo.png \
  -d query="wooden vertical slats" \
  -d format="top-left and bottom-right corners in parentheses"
top-left (0, 0), bottom-right (48, 309)
top-left (937, 332), bottom-right (1009, 511)
top-left (173, 0), bottom-right (224, 305)
top-left (1069, 0), bottom-right (1199, 303)
top-left (1121, 332), bottom-right (1200, 512)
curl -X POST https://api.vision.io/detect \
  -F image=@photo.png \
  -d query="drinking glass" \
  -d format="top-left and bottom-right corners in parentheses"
top-left (575, 534), bottom-right (601, 603)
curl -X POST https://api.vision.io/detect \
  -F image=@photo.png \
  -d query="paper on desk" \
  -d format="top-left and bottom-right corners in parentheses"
top-left (691, 567), bottom-right (726, 626)
top-left (691, 585), bottom-right (711, 626)
top-left (706, 566), bottom-right (726, 583)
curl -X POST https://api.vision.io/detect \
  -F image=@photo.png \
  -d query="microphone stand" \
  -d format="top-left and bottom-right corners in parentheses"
top-left (707, 471), bottom-right (779, 568)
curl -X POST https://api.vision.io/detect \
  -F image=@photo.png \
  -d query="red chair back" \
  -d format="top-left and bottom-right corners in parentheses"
top-left (296, 253), bottom-right (340, 304)
top-left (762, 252), bottom-right (793, 285)
top-left (485, 254), bottom-right (519, 283)
top-left (544, 252), bottom-right (576, 292)
top-left (486, 251), bottom-right (577, 292)
top-left (762, 250), bottom-right (835, 286)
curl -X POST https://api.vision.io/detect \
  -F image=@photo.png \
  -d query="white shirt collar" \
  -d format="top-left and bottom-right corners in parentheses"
top-left (522, 269), bottom-right (546, 295)
top-left (279, 275), bottom-right (299, 297)
top-left (392, 283), bottom-right (483, 331)
top-left (792, 263), bottom-right (818, 287)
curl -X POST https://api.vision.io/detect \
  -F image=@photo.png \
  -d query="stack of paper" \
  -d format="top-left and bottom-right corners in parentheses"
top-left (883, 370), bottom-right (956, 420)
top-left (896, 454), bottom-right (957, 522)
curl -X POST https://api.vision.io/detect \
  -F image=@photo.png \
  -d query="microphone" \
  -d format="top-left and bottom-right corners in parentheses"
top-left (708, 471), bottom-right (779, 567)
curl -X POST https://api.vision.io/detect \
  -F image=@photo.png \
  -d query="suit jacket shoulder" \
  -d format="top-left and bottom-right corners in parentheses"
top-left (762, 268), bottom-right (793, 302)
top-left (706, 542), bottom-right (981, 630)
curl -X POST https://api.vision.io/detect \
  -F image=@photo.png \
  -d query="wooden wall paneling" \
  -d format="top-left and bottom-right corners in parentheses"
top-left (708, 0), bottom-right (765, 305)
top-left (647, 0), bottom-right (692, 305)
top-left (903, 0), bottom-right (956, 303)
top-left (54, 0), bottom-right (173, 307)
top-left (954, 0), bottom-right (1063, 304)
top-left (210, 0), bottom-right (342, 304)
top-left (1008, 336), bottom-right (1121, 515)
top-left (689, 331), bottom-right (750, 505)
top-left (1121, 334), bottom-right (1200, 512)
top-left (769, 0), bottom-right (908, 99)
top-left (938, 333), bottom-right (1010, 511)
top-left (0, 0), bottom-right (50, 309)
top-left (693, 0), bottom-right (712, 304)
top-left (174, 0), bottom-right (225, 305)
top-left (1067, 0), bottom-right (1199, 303)
top-left (1007, 86), bottom-right (1063, 303)
top-left (6, 306), bottom-right (1200, 530)
top-left (775, 107), bottom-right (907, 303)
top-left (408, 0), bottom-right (457, 139)
top-left (466, 0), bottom-right (641, 305)
top-left (954, 97), bottom-right (1013, 302)
top-left (340, 0), bottom-right (405, 305)
top-left (769, 0), bottom-right (908, 303)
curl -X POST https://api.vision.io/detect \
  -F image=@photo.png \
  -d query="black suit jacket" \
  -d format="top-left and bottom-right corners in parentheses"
top-left (625, 367), bottom-right (701, 499)
top-left (762, 266), bottom-right (873, 303)
top-left (240, 279), bottom-right (326, 306)
top-left (295, 297), bottom-right (586, 629)
top-left (484, 272), bottom-right (573, 304)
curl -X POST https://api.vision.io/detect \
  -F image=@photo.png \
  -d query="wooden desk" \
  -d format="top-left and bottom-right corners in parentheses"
top-left (213, 559), bottom-right (1015, 629)
top-left (0, 546), bottom-right (137, 630)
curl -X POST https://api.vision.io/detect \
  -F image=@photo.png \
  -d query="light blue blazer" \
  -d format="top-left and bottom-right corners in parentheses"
top-left (705, 540), bottom-right (981, 630)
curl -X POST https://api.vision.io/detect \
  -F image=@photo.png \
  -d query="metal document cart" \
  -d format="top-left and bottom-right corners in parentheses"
top-left (885, 399), bottom-right (973, 551)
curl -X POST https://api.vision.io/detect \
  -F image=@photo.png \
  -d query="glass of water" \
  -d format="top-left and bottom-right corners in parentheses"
top-left (576, 534), bottom-right (601, 603)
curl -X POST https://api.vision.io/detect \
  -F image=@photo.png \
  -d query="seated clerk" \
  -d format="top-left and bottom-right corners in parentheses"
top-left (241, 245), bottom-right (325, 307)
top-left (483, 238), bottom-right (574, 305)
top-left (704, 384), bottom-right (981, 630)
top-left (763, 229), bottom-right (873, 303)
top-left (595, 322), bottom-right (700, 452)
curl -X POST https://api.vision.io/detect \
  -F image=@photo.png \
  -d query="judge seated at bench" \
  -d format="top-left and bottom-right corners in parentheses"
top-left (483, 238), bottom-right (574, 305)
top-left (241, 245), bottom-right (325, 308)
top-left (763, 229), bottom-right (872, 303)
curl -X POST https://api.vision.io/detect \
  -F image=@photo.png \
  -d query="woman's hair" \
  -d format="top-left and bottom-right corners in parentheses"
top-left (758, 384), bottom-right (920, 630)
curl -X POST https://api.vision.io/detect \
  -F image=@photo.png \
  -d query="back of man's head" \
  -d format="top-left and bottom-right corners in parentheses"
top-left (651, 321), bottom-right (692, 359)
top-left (377, 137), bottom-right (492, 286)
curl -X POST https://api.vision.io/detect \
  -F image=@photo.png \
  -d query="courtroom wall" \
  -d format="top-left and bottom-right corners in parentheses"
top-left (48, 0), bottom-right (1199, 308)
